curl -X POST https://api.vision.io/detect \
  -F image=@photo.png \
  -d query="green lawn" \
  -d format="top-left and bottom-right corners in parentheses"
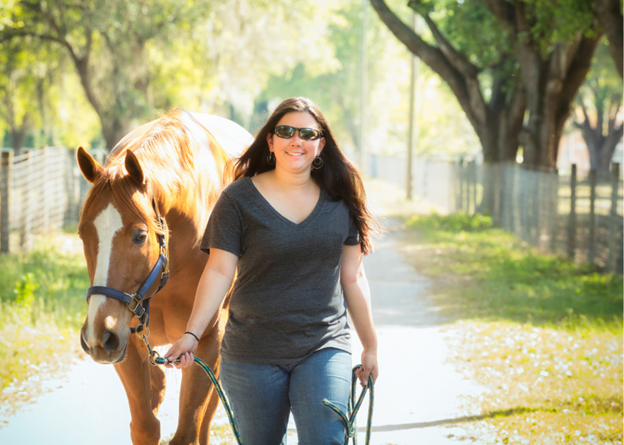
top-left (404, 213), bottom-right (622, 332)
top-left (0, 234), bottom-right (88, 420)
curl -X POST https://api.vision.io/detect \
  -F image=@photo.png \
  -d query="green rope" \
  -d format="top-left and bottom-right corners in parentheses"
top-left (321, 365), bottom-right (375, 445)
top-left (154, 356), bottom-right (245, 445)
top-left (143, 334), bottom-right (374, 445)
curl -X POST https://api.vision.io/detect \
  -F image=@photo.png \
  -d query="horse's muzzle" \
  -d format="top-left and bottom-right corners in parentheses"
top-left (80, 326), bottom-right (128, 364)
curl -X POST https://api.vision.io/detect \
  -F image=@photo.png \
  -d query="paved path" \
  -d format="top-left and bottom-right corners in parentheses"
top-left (0, 183), bottom-right (484, 444)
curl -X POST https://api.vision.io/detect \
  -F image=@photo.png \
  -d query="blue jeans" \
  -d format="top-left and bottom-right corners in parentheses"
top-left (220, 348), bottom-right (352, 445)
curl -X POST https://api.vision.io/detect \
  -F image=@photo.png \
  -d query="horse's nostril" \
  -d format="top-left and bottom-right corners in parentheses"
top-left (80, 332), bottom-right (89, 354)
top-left (102, 330), bottom-right (120, 352)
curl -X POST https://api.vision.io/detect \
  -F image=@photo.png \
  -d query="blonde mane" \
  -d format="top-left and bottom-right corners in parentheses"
top-left (82, 109), bottom-right (230, 246)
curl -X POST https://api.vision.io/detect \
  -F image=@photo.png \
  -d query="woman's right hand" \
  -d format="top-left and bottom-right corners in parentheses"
top-left (163, 333), bottom-right (198, 369)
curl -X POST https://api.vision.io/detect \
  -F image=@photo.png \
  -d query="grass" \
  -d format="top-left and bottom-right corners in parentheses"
top-left (401, 213), bottom-right (623, 444)
top-left (0, 234), bottom-right (88, 423)
top-left (403, 213), bottom-right (622, 331)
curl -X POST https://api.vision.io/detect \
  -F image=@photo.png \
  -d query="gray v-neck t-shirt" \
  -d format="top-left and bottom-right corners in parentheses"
top-left (200, 177), bottom-right (359, 365)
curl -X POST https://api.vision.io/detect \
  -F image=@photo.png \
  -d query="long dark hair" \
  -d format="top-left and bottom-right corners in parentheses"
top-left (233, 97), bottom-right (379, 254)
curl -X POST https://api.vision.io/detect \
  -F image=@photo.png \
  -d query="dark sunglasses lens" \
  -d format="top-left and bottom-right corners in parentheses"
top-left (300, 128), bottom-right (321, 140)
top-left (275, 126), bottom-right (295, 138)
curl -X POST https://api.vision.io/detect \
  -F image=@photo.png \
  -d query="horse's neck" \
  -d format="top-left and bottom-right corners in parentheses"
top-left (165, 207), bottom-right (206, 269)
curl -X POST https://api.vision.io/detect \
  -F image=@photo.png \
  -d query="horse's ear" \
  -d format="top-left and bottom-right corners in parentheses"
top-left (77, 146), bottom-right (103, 184)
top-left (125, 150), bottom-right (145, 186)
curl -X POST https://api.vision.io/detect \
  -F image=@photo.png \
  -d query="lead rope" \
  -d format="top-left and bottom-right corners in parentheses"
top-left (139, 331), bottom-right (374, 445)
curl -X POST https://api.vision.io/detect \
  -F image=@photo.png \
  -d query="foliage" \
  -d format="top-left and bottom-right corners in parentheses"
top-left (415, 0), bottom-right (514, 72)
top-left (256, 0), bottom-right (480, 159)
top-left (0, 236), bottom-right (89, 331)
top-left (403, 223), bottom-right (623, 331)
top-left (0, 235), bottom-right (88, 416)
top-left (522, 0), bottom-right (597, 54)
top-left (156, 0), bottom-right (340, 128)
top-left (407, 211), bottom-right (493, 231)
top-left (0, 0), bottom-right (343, 149)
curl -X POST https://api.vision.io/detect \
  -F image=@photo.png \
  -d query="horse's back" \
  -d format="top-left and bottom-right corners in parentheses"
top-left (187, 112), bottom-right (253, 159)
top-left (111, 110), bottom-right (253, 160)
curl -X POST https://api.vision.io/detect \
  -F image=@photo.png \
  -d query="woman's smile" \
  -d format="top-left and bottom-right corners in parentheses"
top-left (268, 111), bottom-right (325, 172)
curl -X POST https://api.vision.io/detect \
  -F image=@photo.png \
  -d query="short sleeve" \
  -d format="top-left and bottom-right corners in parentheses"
top-left (344, 212), bottom-right (360, 246)
top-left (200, 193), bottom-right (243, 257)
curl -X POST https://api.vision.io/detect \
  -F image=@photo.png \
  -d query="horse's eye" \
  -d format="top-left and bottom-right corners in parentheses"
top-left (133, 232), bottom-right (147, 245)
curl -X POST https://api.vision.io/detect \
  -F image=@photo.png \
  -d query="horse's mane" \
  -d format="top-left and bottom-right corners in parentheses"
top-left (82, 109), bottom-right (229, 245)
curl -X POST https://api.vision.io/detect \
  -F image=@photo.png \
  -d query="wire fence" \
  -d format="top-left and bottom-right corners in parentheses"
top-left (2, 147), bottom-right (622, 274)
top-left (366, 155), bottom-right (623, 273)
top-left (0, 147), bottom-right (98, 254)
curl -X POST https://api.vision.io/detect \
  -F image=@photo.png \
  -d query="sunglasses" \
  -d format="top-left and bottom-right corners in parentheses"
top-left (273, 125), bottom-right (323, 141)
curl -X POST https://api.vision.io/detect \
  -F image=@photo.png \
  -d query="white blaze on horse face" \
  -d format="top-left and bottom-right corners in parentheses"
top-left (86, 203), bottom-right (124, 341)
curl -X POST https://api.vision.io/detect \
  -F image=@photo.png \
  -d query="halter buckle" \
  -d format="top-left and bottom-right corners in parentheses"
top-left (128, 293), bottom-right (143, 315)
top-left (162, 257), bottom-right (170, 279)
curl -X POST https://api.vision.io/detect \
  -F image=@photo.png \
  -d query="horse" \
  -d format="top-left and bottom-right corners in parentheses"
top-left (76, 108), bottom-right (253, 445)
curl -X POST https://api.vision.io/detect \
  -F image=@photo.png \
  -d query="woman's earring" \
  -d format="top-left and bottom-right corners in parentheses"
top-left (267, 152), bottom-right (275, 166)
top-left (312, 156), bottom-right (323, 170)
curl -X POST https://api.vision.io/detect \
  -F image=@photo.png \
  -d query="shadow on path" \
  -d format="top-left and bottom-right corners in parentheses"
top-left (363, 407), bottom-right (541, 433)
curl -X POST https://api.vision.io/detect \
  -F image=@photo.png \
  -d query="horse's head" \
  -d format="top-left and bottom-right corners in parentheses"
top-left (77, 147), bottom-right (166, 364)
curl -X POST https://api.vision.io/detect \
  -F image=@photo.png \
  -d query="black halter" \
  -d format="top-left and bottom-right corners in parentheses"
top-left (85, 193), bottom-right (170, 335)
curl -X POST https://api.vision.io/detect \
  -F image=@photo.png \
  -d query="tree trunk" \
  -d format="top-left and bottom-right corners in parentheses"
top-left (101, 114), bottom-right (133, 151)
top-left (487, 1), bottom-right (601, 170)
top-left (10, 125), bottom-right (27, 157)
top-left (576, 98), bottom-right (624, 173)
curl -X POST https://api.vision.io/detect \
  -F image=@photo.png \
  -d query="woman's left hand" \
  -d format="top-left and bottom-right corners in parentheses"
top-left (356, 349), bottom-right (378, 387)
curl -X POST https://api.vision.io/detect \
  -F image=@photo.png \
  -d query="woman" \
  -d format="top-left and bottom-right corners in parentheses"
top-left (165, 97), bottom-right (379, 444)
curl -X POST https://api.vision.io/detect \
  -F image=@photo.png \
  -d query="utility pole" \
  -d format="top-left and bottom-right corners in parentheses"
top-left (406, 12), bottom-right (420, 200)
top-left (359, 0), bottom-right (368, 169)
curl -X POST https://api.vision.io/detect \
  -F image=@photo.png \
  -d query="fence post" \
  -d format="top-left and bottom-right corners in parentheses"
top-left (549, 170), bottom-right (558, 254)
top-left (65, 148), bottom-right (77, 228)
top-left (1, 151), bottom-right (13, 253)
top-left (532, 170), bottom-right (541, 247)
top-left (471, 161), bottom-right (477, 215)
top-left (42, 147), bottom-right (50, 234)
top-left (19, 151), bottom-right (30, 251)
top-left (567, 164), bottom-right (577, 260)
top-left (459, 159), bottom-right (465, 212)
top-left (608, 163), bottom-right (621, 273)
top-left (587, 169), bottom-right (597, 264)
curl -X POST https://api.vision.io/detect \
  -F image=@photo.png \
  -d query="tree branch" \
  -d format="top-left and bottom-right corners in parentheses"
top-left (594, 0), bottom-right (623, 77)
top-left (557, 35), bottom-right (601, 121)
top-left (419, 14), bottom-right (479, 78)
top-left (483, 0), bottom-right (515, 30)
top-left (369, 0), bottom-right (488, 128)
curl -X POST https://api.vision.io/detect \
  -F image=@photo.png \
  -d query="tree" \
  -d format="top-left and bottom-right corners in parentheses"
top-left (368, 0), bottom-right (525, 164)
top-left (2, 0), bottom-right (340, 149)
top-left (156, 0), bottom-right (340, 129)
top-left (574, 38), bottom-right (623, 172)
top-left (371, 0), bottom-right (601, 170)
top-left (484, 0), bottom-right (600, 169)
top-left (0, 37), bottom-right (43, 156)
top-left (2, 0), bottom-right (215, 150)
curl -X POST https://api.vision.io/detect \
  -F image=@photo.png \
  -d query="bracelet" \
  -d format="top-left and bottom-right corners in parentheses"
top-left (184, 331), bottom-right (200, 342)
